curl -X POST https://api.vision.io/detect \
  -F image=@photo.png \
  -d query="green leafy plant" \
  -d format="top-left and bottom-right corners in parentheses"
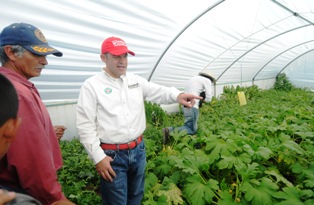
top-left (274, 73), bottom-right (294, 91)
top-left (58, 86), bottom-right (314, 205)
top-left (145, 101), bottom-right (168, 127)
top-left (143, 87), bottom-right (314, 204)
top-left (58, 139), bottom-right (101, 205)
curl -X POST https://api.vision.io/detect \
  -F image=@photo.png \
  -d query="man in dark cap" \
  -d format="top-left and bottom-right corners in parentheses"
top-left (0, 22), bottom-right (74, 205)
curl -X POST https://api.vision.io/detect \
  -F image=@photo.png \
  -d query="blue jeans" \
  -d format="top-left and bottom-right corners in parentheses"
top-left (100, 140), bottom-right (146, 205)
top-left (170, 106), bottom-right (199, 135)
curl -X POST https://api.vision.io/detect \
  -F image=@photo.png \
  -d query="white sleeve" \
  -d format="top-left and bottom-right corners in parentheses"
top-left (204, 79), bottom-right (213, 102)
top-left (76, 80), bottom-right (106, 164)
top-left (138, 76), bottom-right (181, 104)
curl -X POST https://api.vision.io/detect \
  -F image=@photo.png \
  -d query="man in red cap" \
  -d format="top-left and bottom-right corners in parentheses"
top-left (0, 23), bottom-right (74, 205)
top-left (76, 36), bottom-right (202, 204)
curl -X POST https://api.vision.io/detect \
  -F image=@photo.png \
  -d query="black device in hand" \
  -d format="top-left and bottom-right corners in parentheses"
top-left (199, 91), bottom-right (206, 108)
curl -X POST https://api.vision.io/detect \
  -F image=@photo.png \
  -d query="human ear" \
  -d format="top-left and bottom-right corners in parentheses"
top-left (3, 117), bottom-right (21, 142)
top-left (100, 54), bottom-right (107, 63)
top-left (3, 46), bottom-right (19, 62)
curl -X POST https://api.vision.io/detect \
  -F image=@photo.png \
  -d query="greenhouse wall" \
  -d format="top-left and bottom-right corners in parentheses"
top-left (46, 101), bottom-right (78, 141)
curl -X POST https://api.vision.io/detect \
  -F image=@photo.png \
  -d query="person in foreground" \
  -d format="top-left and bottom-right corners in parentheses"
top-left (0, 74), bottom-right (45, 205)
top-left (162, 71), bottom-right (215, 146)
top-left (0, 73), bottom-right (21, 205)
top-left (0, 189), bottom-right (15, 205)
top-left (0, 74), bottom-right (72, 205)
top-left (0, 23), bottom-right (75, 205)
top-left (76, 36), bottom-right (202, 205)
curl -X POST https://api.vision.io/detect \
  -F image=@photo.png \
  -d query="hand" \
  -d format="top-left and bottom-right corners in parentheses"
top-left (96, 156), bottom-right (116, 182)
top-left (54, 125), bottom-right (67, 141)
top-left (0, 189), bottom-right (16, 205)
top-left (177, 93), bottom-right (203, 108)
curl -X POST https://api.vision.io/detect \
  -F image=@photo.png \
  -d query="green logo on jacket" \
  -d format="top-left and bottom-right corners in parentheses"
top-left (104, 87), bottom-right (112, 94)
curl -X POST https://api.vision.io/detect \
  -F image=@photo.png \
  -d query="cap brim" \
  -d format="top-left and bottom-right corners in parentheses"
top-left (108, 48), bottom-right (135, 56)
top-left (199, 73), bottom-right (216, 83)
top-left (208, 76), bottom-right (216, 83)
top-left (23, 45), bottom-right (63, 57)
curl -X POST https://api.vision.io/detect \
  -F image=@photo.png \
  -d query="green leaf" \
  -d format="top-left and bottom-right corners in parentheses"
top-left (291, 163), bottom-right (303, 173)
top-left (301, 189), bottom-right (314, 198)
top-left (142, 191), bottom-right (160, 205)
top-left (243, 144), bottom-right (255, 156)
top-left (265, 168), bottom-right (293, 187)
top-left (169, 155), bottom-right (197, 175)
top-left (305, 200), bottom-right (314, 205)
top-left (155, 163), bottom-right (173, 176)
top-left (303, 168), bottom-right (314, 188)
top-left (255, 146), bottom-right (273, 160)
top-left (184, 149), bottom-right (211, 172)
top-left (157, 183), bottom-right (184, 205)
top-left (237, 162), bottom-right (261, 181)
top-left (183, 175), bottom-right (219, 205)
top-left (294, 131), bottom-right (314, 140)
top-left (217, 153), bottom-right (251, 170)
top-left (273, 187), bottom-right (304, 205)
top-left (206, 137), bottom-right (238, 163)
top-left (217, 155), bottom-right (237, 169)
top-left (279, 134), bottom-right (304, 155)
top-left (145, 172), bottom-right (159, 192)
top-left (242, 178), bottom-right (278, 205)
top-left (217, 190), bottom-right (237, 205)
top-left (304, 179), bottom-right (314, 188)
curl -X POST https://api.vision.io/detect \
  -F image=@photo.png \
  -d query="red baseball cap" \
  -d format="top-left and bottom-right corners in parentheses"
top-left (101, 37), bottom-right (135, 56)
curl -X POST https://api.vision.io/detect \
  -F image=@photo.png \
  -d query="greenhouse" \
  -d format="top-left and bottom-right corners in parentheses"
top-left (1, 0), bottom-right (313, 204)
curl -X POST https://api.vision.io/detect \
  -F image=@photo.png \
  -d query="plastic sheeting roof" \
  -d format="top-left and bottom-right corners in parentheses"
top-left (2, 0), bottom-right (314, 102)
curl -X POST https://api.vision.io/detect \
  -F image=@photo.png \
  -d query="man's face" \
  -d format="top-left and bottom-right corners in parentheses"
top-left (101, 53), bottom-right (128, 78)
top-left (14, 50), bottom-right (48, 79)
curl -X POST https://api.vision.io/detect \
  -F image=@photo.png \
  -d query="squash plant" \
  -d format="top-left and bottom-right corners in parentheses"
top-left (58, 139), bottom-right (101, 204)
top-left (58, 84), bottom-right (314, 205)
top-left (143, 87), bottom-right (314, 205)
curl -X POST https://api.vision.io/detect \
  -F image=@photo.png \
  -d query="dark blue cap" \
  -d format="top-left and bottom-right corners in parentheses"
top-left (0, 22), bottom-right (63, 57)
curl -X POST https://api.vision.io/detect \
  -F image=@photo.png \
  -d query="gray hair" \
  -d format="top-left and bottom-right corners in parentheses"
top-left (0, 45), bottom-right (26, 65)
